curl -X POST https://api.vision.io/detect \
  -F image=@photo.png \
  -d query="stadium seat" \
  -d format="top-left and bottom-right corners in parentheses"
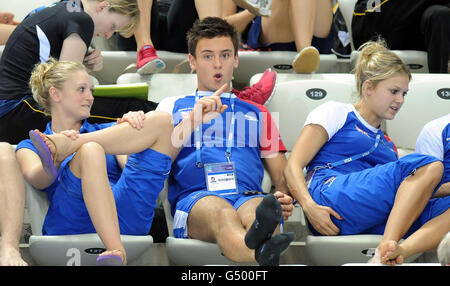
top-left (162, 169), bottom-right (272, 266)
top-left (264, 73), bottom-right (355, 154)
top-left (90, 51), bottom-right (189, 84)
top-left (264, 76), bottom-right (423, 265)
top-left (92, 50), bottom-right (338, 86)
top-left (234, 51), bottom-right (338, 88)
top-left (338, 0), bottom-right (429, 73)
top-left (16, 145), bottom-right (154, 266)
top-left (385, 73), bottom-right (450, 153)
top-left (116, 73), bottom-right (198, 103)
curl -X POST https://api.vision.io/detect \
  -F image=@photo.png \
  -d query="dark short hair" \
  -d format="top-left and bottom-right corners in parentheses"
top-left (186, 17), bottom-right (240, 57)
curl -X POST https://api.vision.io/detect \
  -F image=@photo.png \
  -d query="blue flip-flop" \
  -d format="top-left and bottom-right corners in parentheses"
top-left (29, 130), bottom-right (57, 179)
top-left (96, 252), bottom-right (123, 266)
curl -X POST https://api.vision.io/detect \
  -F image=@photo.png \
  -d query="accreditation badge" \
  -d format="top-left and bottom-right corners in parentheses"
top-left (204, 162), bottom-right (238, 195)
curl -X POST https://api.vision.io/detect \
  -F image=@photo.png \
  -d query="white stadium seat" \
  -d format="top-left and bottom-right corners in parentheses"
top-left (92, 50), bottom-right (338, 86)
top-left (116, 73), bottom-right (198, 103)
top-left (12, 143), bottom-right (154, 266)
top-left (90, 51), bottom-right (189, 85)
top-left (24, 179), bottom-right (154, 266)
top-left (234, 51), bottom-right (338, 87)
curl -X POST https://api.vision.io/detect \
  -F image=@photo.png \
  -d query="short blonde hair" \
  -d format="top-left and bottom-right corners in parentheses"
top-left (354, 39), bottom-right (411, 98)
top-left (29, 58), bottom-right (87, 114)
top-left (106, 0), bottom-right (140, 38)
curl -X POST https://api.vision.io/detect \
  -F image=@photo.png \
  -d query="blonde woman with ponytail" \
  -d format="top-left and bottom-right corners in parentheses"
top-left (284, 40), bottom-right (450, 265)
top-left (15, 58), bottom-right (227, 266)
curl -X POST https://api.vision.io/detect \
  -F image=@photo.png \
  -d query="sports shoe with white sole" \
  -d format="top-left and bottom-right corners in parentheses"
top-left (292, 46), bottom-right (320, 74)
top-left (137, 45), bottom-right (166, 75)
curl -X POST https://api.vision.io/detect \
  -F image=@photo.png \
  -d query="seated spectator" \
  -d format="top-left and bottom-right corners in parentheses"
top-left (0, 142), bottom-right (27, 266)
top-left (15, 58), bottom-right (228, 265)
top-left (352, 0), bottom-right (450, 73)
top-left (156, 17), bottom-right (295, 266)
top-left (117, 0), bottom-right (223, 75)
top-left (223, 0), bottom-right (334, 73)
top-left (284, 39), bottom-right (449, 265)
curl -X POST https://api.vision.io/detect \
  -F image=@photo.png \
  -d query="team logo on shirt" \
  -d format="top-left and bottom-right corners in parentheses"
top-left (355, 124), bottom-right (370, 138)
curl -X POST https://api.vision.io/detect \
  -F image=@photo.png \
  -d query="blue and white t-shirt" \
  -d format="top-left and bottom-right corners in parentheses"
top-left (156, 91), bottom-right (286, 213)
top-left (415, 113), bottom-right (450, 184)
top-left (305, 101), bottom-right (398, 185)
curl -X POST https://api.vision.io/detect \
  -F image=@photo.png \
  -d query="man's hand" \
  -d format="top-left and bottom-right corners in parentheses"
top-left (190, 83), bottom-right (229, 128)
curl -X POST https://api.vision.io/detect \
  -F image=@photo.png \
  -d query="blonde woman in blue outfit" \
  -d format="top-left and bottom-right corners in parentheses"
top-left (284, 40), bottom-right (449, 265)
top-left (15, 59), bottom-right (228, 265)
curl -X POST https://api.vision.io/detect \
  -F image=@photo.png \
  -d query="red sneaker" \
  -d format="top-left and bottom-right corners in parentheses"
top-left (137, 45), bottom-right (166, 75)
top-left (234, 69), bottom-right (277, 105)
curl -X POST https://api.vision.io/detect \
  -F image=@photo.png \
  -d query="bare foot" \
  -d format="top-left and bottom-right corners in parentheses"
top-left (0, 245), bottom-right (28, 266)
top-left (34, 130), bottom-right (78, 164)
top-left (98, 249), bottom-right (127, 266)
top-left (377, 240), bottom-right (405, 265)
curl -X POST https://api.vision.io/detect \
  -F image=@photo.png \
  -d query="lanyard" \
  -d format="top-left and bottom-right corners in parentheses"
top-left (306, 133), bottom-right (381, 188)
top-left (314, 133), bottom-right (381, 171)
top-left (194, 90), bottom-right (235, 168)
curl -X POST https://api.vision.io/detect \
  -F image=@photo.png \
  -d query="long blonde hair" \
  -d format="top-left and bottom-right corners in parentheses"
top-left (354, 39), bottom-right (411, 98)
top-left (29, 58), bottom-right (87, 114)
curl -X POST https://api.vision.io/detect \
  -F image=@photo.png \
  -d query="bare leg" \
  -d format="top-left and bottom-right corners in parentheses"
top-left (382, 209), bottom-right (450, 265)
top-left (40, 111), bottom-right (176, 163)
top-left (69, 142), bottom-right (126, 264)
top-left (260, 0), bottom-right (332, 51)
top-left (135, 0), bottom-right (154, 51)
top-left (222, 1), bottom-right (256, 34)
top-left (195, 0), bottom-right (222, 19)
top-left (135, 0), bottom-right (167, 74)
top-left (187, 196), bottom-right (263, 262)
top-left (289, 0), bottom-right (332, 51)
top-left (377, 161), bottom-right (444, 264)
top-left (0, 143), bottom-right (27, 266)
top-left (0, 23), bottom-right (15, 45)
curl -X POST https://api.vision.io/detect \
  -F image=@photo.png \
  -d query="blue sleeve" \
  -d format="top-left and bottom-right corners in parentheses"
top-left (16, 138), bottom-right (38, 154)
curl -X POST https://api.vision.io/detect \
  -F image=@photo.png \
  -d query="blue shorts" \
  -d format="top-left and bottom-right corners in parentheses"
top-left (246, 16), bottom-right (334, 53)
top-left (308, 153), bottom-right (449, 236)
top-left (42, 148), bottom-right (171, 235)
top-left (173, 191), bottom-right (265, 238)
